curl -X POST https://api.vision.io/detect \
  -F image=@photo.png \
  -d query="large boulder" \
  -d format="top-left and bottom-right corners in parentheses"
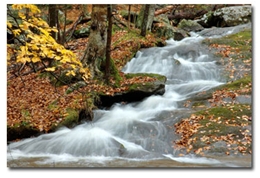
top-left (197, 5), bottom-right (251, 27)
top-left (177, 19), bottom-right (204, 32)
top-left (97, 73), bottom-right (166, 107)
top-left (152, 14), bottom-right (189, 41)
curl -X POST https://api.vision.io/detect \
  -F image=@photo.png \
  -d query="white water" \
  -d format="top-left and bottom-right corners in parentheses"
top-left (8, 30), bottom-right (244, 168)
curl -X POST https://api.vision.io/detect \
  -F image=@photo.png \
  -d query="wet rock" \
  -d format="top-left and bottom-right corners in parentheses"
top-left (7, 125), bottom-right (40, 142)
top-left (198, 22), bottom-right (251, 37)
top-left (153, 14), bottom-right (189, 40)
top-left (197, 5), bottom-right (251, 27)
top-left (97, 73), bottom-right (166, 108)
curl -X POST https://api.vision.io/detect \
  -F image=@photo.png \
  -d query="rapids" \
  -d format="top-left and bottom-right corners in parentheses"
top-left (7, 24), bottom-right (251, 167)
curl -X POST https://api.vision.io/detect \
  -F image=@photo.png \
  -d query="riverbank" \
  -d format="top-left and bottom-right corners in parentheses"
top-left (172, 25), bottom-right (252, 157)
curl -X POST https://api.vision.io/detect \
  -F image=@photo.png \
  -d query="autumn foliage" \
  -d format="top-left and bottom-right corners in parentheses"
top-left (7, 4), bottom-right (90, 79)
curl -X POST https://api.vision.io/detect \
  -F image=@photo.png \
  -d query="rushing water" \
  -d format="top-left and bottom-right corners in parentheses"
top-left (7, 24), bottom-right (252, 168)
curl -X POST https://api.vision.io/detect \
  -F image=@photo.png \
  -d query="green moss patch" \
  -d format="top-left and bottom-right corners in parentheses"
top-left (50, 108), bottom-right (79, 132)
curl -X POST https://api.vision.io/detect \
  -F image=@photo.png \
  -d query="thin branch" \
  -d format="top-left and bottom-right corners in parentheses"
top-left (65, 13), bottom-right (84, 43)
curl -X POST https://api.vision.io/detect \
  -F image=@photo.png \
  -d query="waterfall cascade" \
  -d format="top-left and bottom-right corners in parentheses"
top-left (8, 25), bottom-right (250, 167)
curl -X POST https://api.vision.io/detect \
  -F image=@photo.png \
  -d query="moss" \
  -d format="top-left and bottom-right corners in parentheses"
top-left (223, 75), bottom-right (251, 91)
top-left (125, 73), bottom-right (166, 91)
top-left (110, 58), bottom-right (122, 87)
top-left (202, 29), bottom-right (252, 61)
top-left (191, 104), bottom-right (252, 151)
top-left (203, 29), bottom-right (251, 46)
top-left (192, 101), bottom-right (206, 107)
top-left (47, 100), bottom-right (58, 110)
top-left (125, 73), bottom-right (166, 81)
top-left (50, 108), bottom-right (79, 131)
top-left (61, 109), bottom-right (79, 126)
top-left (196, 104), bottom-right (251, 119)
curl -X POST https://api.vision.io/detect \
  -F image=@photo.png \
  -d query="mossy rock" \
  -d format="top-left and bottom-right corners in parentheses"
top-left (97, 73), bottom-right (166, 107)
top-left (49, 108), bottom-right (79, 132)
top-left (177, 19), bottom-right (204, 32)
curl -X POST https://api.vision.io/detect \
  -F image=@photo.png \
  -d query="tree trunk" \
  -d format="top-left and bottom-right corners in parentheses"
top-left (48, 4), bottom-right (58, 39)
top-left (140, 5), bottom-right (150, 37)
top-left (81, 5), bottom-right (107, 79)
top-left (105, 5), bottom-right (112, 83)
top-left (137, 4), bottom-right (155, 33)
top-left (147, 4), bottom-right (155, 31)
top-left (127, 5), bottom-right (131, 29)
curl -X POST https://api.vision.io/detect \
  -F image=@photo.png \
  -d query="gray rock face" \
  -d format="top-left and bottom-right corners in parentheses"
top-left (214, 5), bottom-right (251, 27)
top-left (177, 19), bottom-right (204, 32)
top-left (153, 15), bottom-right (189, 40)
top-left (197, 5), bottom-right (251, 27)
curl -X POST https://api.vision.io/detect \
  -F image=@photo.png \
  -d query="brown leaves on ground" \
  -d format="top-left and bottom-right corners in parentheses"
top-left (7, 72), bottom-right (85, 132)
top-left (174, 113), bottom-right (252, 156)
top-left (7, 71), bottom-right (156, 133)
top-left (209, 44), bottom-right (239, 58)
top-left (208, 80), bottom-right (251, 107)
top-left (111, 30), bottom-right (161, 70)
top-left (174, 76), bottom-right (252, 156)
top-left (174, 114), bottom-right (204, 150)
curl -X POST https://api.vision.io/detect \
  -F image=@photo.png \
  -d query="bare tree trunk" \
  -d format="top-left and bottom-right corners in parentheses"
top-left (105, 5), bottom-right (112, 83)
top-left (127, 5), bottom-right (131, 29)
top-left (81, 5), bottom-right (107, 79)
top-left (140, 5), bottom-right (150, 37)
top-left (48, 4), bottom-right (58, 39)
top-left (147, 4), bottom-right (155, 31)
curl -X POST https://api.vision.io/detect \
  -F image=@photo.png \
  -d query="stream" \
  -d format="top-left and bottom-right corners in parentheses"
top-left (7, 24), bottom-right (252, 168)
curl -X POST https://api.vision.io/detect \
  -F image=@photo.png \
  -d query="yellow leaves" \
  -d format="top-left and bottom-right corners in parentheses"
top-left (7, 22), bottom-right (12, 28)
top-left (12, 29), bottom-right (21, 36)
top-left (16, 56), bottom-right (30, 63)
top-left (31, 56), bottom-right (41, 63)
top-left (66, 71), bottom-right (76, 76)
top-left (45, 67), bottom-right (56, 72)
top-left (54, 56), bottom-right (61, 60)
top-left (12, 4), bottom-right (41, 14)
top-left (18, 12), bottom-right (26, 19)
top-left (60, 56), bottom-right (72, 64)
top-left (8, 4), bottom-right (89, 83)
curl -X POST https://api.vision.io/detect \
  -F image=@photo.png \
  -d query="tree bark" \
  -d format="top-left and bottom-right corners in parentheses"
top-left (81, 5), bottom-right (107, 79)
top-left (105, 5), bottom-right (112, 83)
top-left (48, 4), bottom-right (58, 39)
top-left (127, 5), bottom-right (131, 28)
top-left (140, 5), bottom-right (150, 37)
top-left (147, 4), bottom-right (155, 31)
